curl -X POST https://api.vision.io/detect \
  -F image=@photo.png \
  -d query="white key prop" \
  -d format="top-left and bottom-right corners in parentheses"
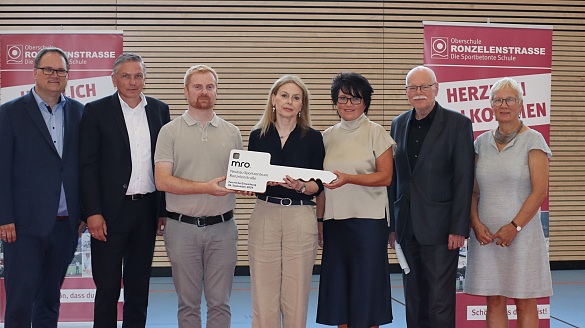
top-left (225, 149), bottom-right (337, 193)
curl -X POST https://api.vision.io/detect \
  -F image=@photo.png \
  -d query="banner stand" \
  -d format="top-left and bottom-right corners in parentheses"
top-left (0, 30), bottom-right (123, 322)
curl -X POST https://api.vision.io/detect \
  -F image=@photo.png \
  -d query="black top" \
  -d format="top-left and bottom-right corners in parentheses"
top-left (248, 124), bottom-right (325, 200)
top-left (407, 102), bottom-right (438, 171)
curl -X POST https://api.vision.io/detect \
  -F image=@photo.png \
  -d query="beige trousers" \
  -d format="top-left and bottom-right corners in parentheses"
top-left (248, 199), bottom-right (318, 328)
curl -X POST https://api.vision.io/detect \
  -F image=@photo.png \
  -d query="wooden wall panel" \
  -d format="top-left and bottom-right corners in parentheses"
top-left (1, 0), bottom-right (583, 268)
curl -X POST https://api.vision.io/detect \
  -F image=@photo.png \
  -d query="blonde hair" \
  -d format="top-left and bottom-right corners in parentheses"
top-left (183, 64), bottom-right (218, 87)
top-left (253, 75), bottom-right (312, 137)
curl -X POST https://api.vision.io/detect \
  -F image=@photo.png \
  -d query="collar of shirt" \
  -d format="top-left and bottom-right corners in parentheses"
top-left (181, 110), bottom-right (220, 128)
top-left (409, 102), bottom-right (438, 126)
top-left (31, 87), bottom-right (66, 114)
top-left (118, 93), bottom-right (148, 113)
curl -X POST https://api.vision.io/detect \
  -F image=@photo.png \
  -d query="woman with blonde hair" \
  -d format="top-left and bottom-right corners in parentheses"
top-left (248, 75), bottom-right (325, 328)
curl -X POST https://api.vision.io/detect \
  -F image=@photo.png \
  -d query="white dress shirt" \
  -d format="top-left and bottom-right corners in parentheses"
top-left (119, 93), bottom-right (156, 195)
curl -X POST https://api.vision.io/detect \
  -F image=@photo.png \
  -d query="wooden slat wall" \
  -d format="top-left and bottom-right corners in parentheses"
top-left (1, 1), bottom-right (583, 268)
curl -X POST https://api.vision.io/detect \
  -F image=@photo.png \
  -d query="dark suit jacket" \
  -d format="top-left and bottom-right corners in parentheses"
top-left (389, 102), bottom-right (474, 245)
top-left (79, 92), bottom-right (170, 224)
top-left (0, 91), bottom-right (83, 236)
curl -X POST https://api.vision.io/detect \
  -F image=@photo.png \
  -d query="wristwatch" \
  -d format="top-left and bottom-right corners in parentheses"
top-left (511, 220), bottom-right (522, 232)
top-left (296, 182), bottom-right (306, 194)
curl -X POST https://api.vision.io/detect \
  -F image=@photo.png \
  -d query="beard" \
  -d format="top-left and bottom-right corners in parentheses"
top-left (191, 97), bottom-right (215, 110)
top-left (193, 97), bottom-right (214, 110)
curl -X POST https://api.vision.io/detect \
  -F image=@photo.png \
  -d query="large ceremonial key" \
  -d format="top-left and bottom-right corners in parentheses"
top-left (225, 149), bottom-right (337, 193)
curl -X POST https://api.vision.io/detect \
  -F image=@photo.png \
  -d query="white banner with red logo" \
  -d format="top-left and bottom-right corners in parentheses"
top-left (423, 21), bottom-right (552, 327)
top-left (0, 30), bottom-right (123, 322)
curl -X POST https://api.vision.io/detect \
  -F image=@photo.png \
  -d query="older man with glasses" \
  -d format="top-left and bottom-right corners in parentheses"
top-left (389, 66), bottom-right (475, 327)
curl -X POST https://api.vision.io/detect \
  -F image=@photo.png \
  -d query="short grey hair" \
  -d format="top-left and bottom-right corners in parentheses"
top-left (490, 77), bottom-right (524, 102)
top-left (405, 65), bottom-right (437, 85)
top-left (112, 52), bottom-right (146, 75)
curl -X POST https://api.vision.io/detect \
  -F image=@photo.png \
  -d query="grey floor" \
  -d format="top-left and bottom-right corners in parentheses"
top-left (50, 270), bottom-right (585, 327)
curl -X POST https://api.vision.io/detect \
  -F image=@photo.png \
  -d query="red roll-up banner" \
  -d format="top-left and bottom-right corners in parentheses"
top-left (0, 30), bottom-right (124, 322)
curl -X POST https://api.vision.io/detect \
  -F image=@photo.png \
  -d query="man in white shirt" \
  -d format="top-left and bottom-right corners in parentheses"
top-left (80, 53), bottom-right (171, 328)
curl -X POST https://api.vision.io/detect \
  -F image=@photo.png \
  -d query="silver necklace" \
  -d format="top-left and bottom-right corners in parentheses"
top-left (494, 121), bottom-right (523, 144)
top-left (277, 126), bottom-right (294, 139)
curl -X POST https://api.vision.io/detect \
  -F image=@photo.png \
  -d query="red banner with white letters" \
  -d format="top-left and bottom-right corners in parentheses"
top-left (423, 21), bottom-right (552, 327)
top-left (0, 30), bottom-right (124, 322)
top-left (0, 31), bottom-right (122, 104)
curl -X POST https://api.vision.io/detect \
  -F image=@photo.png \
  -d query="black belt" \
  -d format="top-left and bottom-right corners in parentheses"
top-left (167, 210), bottom-right (233, 227)
top-left (257, 194), bottom-right (315, 206)
top-left (56, 216), bottom-right (68, 221)
top-left (125, 192), bottom-right (154, 201)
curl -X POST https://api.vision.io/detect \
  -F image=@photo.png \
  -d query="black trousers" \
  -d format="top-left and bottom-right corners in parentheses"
top-left (400, 233), bottom-right (459, 328)
top-left (91, 194), bottom-right (157, 328)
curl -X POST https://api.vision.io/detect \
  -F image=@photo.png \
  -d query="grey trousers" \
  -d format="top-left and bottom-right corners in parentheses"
top-left (165, 216), bottom-right (238, 328)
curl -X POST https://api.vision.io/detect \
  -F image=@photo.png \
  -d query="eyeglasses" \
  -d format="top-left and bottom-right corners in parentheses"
top-left (405, 83), bottom-right (436, 93)
top-left (492, 97), bottom-right (519, 107)
top-left (337, 96), bottom-right (363, 105)
top-left (35, 66), bottom-right (68, 77)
